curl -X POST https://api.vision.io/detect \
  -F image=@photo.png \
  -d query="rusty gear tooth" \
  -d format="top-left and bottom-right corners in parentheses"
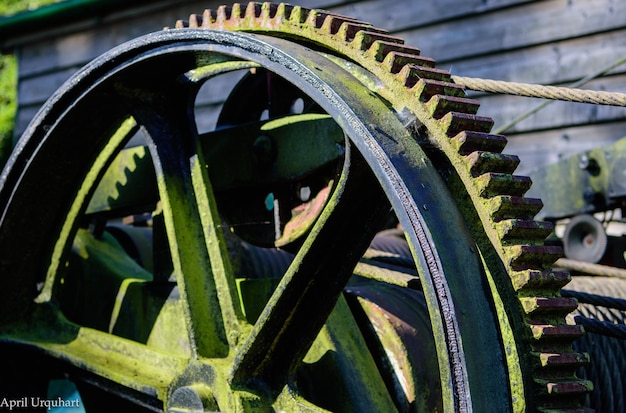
top-left (506, 244), bottom-right (563, 270)
top-left (511, 269), bottom-right (572, 291)
top-left (440, 112), bottom-right (494, 137)
top-left (451, 131), bottom-right (508, 155)
top-left (474, 173), bottom-right (532, 198)
top-left (216, 4), bottom-right (232, 21)
top-left (230, 3), bottom-right (242, 19)
top-left (425, 94), bottom-right (479, 119)
top-left (287, 4), bottom-right (309, 24)
top-left (188, 14), bottom-right (202, 28)
top-left (496, 219), bottom-right (554, 244)
top-left (542, 379), bottom-right (594, 397)
top-left (274, 2), bottom-right (295, 22)
top-left (321, 15), bottom-right (369, 37)
top-left (243, 2), bottom-right (262, 19)
top-left (520, 297), bottom-right (579, 316)
top-left (367, 40), bottom-right (424, 63)
top-left (352, 30), bottom-right (404, 52)
top-left (305, 8), bottom-right (328, 28)
top-left (489, 195), bottom-right (544, 221)
top-left (539, 352), bottom-right (590, 369)
top-left (201, 9), bottom-right (216, 27)
top-left (274, 3), bottom-right (296, 21)
top-left (337, 22), bottom-right (373, 42)
top-left (534, 379), bottom-right (595, 413)
top-left (385, 52), bottom-right (443, 75)
top-left (260, 1), bottom-right (281, 19)
top-left (530, 324), bottom-right (585, 341)
top-left (466, 151), bottom-right (519, 175)
top-left (411, 78), bottom-right (466, 101)
top-left (398, 65), bottom-right (450, 88)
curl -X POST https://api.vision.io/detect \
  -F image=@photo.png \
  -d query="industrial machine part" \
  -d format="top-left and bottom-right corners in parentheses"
top-left (529, 137), bottom-right (626, 223)
top-left (562, 214), bottom-right (608, 264)
top-left (0, 3), bottom-right (592, 412)
top-left (528, 137), bottom-right (626, 265)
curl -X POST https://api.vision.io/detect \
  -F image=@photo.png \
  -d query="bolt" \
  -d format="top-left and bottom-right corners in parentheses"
top-left (579, 154), bottom-right (590, 170)
top-left (579, 154), bottom-right (600, 176)
top-left (582, 187), bottom-right (596, 204)
top-left (252, 135), bottom-right (275, 165)
top-left (167, 385), bottom-right (218, 413)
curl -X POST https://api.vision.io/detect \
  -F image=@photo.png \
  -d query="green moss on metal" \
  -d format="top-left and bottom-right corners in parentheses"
top-left (0, 0), bottom-right (63, 17)
top-left (0, 53), bottom-right (16, 170)
top-left (36, 117), bottom-right (137, 303)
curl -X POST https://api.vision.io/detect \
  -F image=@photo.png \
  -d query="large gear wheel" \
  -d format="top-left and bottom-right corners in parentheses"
top-left (0, 2), bottom-right (590, 412)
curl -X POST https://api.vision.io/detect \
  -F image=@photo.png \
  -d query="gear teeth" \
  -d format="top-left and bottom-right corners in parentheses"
top-left (321, 16), bottom-right (370, 39)
top-left (511, 269), bottom-right (571, 291)
top-left (425, 95), bottom-right (479, 119)
top-left (260, 2), bottom-right (281, 19)
top-left (543, 380), bottom-right (594, 397)
top-left (534, 354), bottom-right (593, 405)
top-left (539, 352), bottom-right (590, 368)
top-left (286, 4), bottom-right (308, 24)
top-left (520, 297), bottom-right (578, 316)
top-left (411, 78), bottom-right (466, 101)
top-left (352, 31), bottom-right (405, 52)
top-left (200, 9), bottom-right (215, 26)
top-left (398, 65), bottom-right (454, 89)
top-left (368, 41), bottom-right (425, 63)
top-left (440, 112), bottom-right (494, 137)
top-left (505, 244), bottom-right (563, 270)
top-left (489, 195), bottom-right (544, 221)
top-left (535, 379), bottom-right (594, 413)
top-left (530, 324), bottom-right (585, 341)
top-left (474, 173), bottom-right (532, 197)
top-left (230, 3), bottom-right (244, 19)
top-left (238, 2), bottom-right (261, 20)
top-left (306, 8), bottom-right (331, 28)
top-left (496, 219), bottom-right (554, 244)
top-left (217, 4), bottom-right (232, 21)
top-left (451, 131), bottom-right (508, 155)
top-left (188, 14), bottom-right (202, 28)
top-left (241, 2), bottom-right (260, 19)
top-left (466, 151), bottom-right (519, 175)
top-left (173, 4), bottom-right (591, 408)
top-left (337, 22), bottom-right (375, 42)
top-left (385, 52), bottom-right (445, 76)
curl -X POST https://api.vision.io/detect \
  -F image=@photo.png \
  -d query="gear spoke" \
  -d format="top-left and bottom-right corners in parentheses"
top-left (230, 147), bottom-right (390, 391)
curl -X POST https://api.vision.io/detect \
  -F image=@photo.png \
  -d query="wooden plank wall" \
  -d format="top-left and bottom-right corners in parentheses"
top-left (11, 0), bottom-right (626, 175)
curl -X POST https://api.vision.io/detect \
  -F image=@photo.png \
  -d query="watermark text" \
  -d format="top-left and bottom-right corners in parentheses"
top-left (0, 396), bottom-right (81, 410)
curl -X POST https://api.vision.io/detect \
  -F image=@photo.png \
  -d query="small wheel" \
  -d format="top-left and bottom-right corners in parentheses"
top-left (563, 214), bottom-right (608, 263)
top-left (0, 3), bottom-right (589, 412)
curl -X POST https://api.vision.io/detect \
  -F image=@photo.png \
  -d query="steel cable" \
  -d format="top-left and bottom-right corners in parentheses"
top-left (450, 56), bottom-right (626, 133)
top-left (567, 276), bottom-right (626, 411)
top-left (555, 257), bottom-right (626, 279)
top-left (451, 75), bottom-right (626, 106)
top-left (562, 288), bottom-right (626, 311)
top-left (573, 315), bottom-right (626, 339)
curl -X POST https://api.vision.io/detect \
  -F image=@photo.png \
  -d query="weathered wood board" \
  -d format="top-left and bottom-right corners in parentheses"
top-left (7, 0), bottom-right (626, 176)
